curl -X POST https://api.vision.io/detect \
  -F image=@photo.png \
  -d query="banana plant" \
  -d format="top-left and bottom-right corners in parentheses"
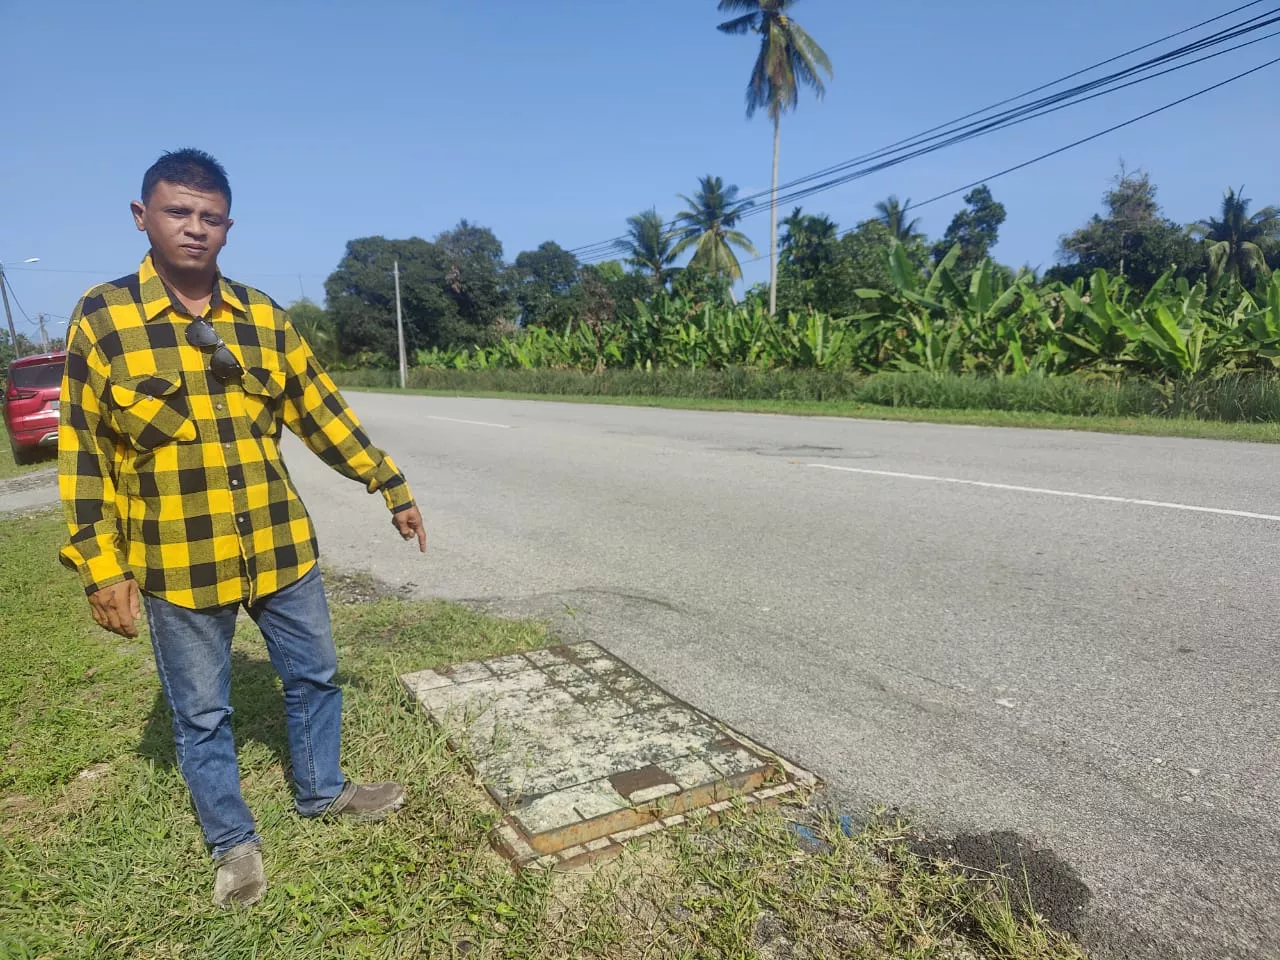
top-left (936, 259), bottom-right (1043, 376)
top-left (1054, 270), bottom-right (1138, 370)
top-left (886, 305), bottom-right (966, 374)
top-left (662, 317), bottom-right (710, 370)
top-left (889, 241), bottom-right (958, 305)
top-left (769, 310), bottom-right (853, 369)
top-left (1238, 273), bottom-right (1280, 367)
top-left (1112, 277), bottom-right (1234, 378)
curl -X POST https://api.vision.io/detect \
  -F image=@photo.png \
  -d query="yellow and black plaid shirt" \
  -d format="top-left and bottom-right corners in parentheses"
top-left (58, 253), bottom-right (414, 610)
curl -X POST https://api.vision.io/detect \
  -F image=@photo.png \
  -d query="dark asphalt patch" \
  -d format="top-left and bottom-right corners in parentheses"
top-left (911, 829), bottom-right (1092, 940)
top-left (323, 569), bottom-right (418, 604)
top-left (755, 445), bottom-right (877, 459)
top-left (787, 807), bottom-right (1091, 943)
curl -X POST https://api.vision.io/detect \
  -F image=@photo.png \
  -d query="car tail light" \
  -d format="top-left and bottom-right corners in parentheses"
top-left (6, 386), bottom-right (37, 401)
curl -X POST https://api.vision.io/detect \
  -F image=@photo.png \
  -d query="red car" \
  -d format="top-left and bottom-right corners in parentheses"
top-left (5, 351), bottom-right (66, 464)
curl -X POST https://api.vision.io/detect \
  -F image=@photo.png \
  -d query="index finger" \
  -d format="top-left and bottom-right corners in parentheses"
top-left (416, 522), bottom-right (427, 553)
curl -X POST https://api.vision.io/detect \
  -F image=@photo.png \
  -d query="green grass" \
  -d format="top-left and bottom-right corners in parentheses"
top-left (0, 422), bottom-right (54, 480)
top-left (1, 512), bottom-right (1085, 959)
top-left (332, 368), bottom-right (1280, 442)
top-left (332, 366), bottom-right (1280, 418)
top-left (346, 384), bottom-right (1280, 444)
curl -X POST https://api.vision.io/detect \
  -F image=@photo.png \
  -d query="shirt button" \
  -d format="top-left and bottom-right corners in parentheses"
top-left (224, 442), bottom-right (231, 449)
top-left (216, 403), bottom-right (224, 411)
top-left (238, 515), bottom-right (247, 524)
top-left (231, 479), bottom-right (241, 487)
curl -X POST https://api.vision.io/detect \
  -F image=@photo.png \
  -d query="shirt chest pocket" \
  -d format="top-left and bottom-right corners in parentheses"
top-left (241, 367), bottom-right (286, 438)
top-left (110, 374), bottom-right (198, 451)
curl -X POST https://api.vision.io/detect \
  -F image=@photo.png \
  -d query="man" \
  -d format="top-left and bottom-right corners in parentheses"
top-left (57, 148), bottom-right (426, 908)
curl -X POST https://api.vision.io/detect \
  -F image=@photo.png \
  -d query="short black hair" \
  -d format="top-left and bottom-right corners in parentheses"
top-left (141, 148), bottom-right (232, 209)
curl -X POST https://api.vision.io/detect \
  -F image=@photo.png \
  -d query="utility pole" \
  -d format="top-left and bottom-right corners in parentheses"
top-left (393, 259), bottom-right (407, 390)
top-left (36, 314), bottom-right (49, 353)
top-left (0, 264), bottom-right (19, 360)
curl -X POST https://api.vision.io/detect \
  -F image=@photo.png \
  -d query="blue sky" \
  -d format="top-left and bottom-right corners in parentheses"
top-left (4, 0), bottom-right (1279, 333)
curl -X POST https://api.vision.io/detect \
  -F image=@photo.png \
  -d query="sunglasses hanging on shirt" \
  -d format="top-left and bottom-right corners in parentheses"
top-left (185, 318), bottom-right (244, 383)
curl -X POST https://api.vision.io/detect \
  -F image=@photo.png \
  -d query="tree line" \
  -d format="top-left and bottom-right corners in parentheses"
top-left (301, 168), bottom-right (1280, 372)
top-left (0, 331), bottom-right (41, 372)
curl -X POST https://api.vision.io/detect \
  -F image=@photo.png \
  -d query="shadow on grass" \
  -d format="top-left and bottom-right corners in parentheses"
top-left (21, 447), bottom-right (57, 467)
top-left (1, 443), bottom-right (56, 477)
top-left (137, 651), bottom-right (299, 785)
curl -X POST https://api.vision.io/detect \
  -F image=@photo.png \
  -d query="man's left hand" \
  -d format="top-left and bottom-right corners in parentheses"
top-left (392, 505), bottom-right (427, 553)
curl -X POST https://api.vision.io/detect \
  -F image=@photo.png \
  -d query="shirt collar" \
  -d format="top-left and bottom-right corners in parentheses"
top-left (137, 252), bottom-right (245, 321)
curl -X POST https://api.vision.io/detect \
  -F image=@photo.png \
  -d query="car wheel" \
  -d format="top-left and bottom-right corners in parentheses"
top-left (10, 442), bottom-right (34, 466)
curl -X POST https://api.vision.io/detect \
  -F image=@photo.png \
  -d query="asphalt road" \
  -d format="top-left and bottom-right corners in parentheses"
top-left (282, 395), bottom-right (1280, 959)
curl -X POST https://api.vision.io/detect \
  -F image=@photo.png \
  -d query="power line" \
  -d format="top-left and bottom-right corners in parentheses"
top-left (3, 274), bottom-right (32, 322)
top-left (573, 5), bottom-right (1278, 258)
top-left (568, 2), bottom-right (1280, 262)
top-left (731, 52), bottom-right (1280, 268)
top-left (579, 13), bottom-right (1280, 261)
top-left (735, 16), bottom-right (1280, 211)
top-left (909, 53), bottom-right (1280, 212)
top-left (776, 0), bottom-right (1272, 188)
top-left (747, 4), bottom-right (1280, 200)
top-left (698, 22), bottom-right (1280, 235)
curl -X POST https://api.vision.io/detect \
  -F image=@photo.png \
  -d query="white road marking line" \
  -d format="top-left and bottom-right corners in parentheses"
top-left (807, 463), bottom-right (1280, 523)
top-left (426, 415), bottom-right (511, 429)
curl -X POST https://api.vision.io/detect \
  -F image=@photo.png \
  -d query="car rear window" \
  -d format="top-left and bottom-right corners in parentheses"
top-left (10, 360), bottom-right (65, 390)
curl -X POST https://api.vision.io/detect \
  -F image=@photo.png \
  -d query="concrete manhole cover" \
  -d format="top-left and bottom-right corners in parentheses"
top-left (401, 642), bottom-right (815, 870)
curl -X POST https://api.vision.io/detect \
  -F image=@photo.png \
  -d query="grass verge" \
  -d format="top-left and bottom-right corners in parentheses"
top-left (0, 423), bottom-right (54, 481)
top-left (345, 384), bottom-right (1280, 444)
top-left (333, 367), bottom-right (1280, 418)
top-left (1, 511), bottom-right (1085, 959)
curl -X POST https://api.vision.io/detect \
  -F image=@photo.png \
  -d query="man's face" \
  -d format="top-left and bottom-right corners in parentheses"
top-left (130, 181), bottom-right (233, 273)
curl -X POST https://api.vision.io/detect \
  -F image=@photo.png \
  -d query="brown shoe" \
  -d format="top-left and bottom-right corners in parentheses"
top-left (213, 843), bottom-right (266, 909)
top-left (324, 781), bottom-right (406, 822)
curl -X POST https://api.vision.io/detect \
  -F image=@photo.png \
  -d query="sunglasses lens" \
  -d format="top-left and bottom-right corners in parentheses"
top-left (185, 319), bottom-right (242, 382)
top-left (210, 346), bottom-right (243, 383)
top-left (185, 320), bottom-right (219, 348)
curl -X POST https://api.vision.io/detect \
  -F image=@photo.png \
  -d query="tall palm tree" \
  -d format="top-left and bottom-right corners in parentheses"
top-left (615, 208), bottom-right (680, 290)
top-left (1190, 187), bottom-right (1280, 287)
top-left (718, 0), bottom-right (832, 315)
top-left (875, 195), bottom-right (923, 243)
top-left (671, 175), bottom-right (758, 295)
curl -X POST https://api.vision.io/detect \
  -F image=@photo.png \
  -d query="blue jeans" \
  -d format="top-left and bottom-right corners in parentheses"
top-left (143, 565), bottom-right (346, 858)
